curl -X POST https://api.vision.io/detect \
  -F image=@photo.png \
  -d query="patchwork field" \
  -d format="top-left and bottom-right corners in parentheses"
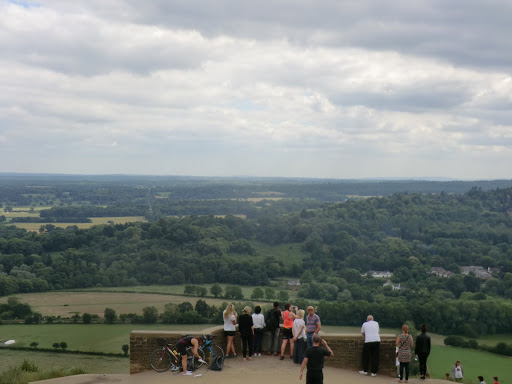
top-left (72, 283), bottom-right (299, 301)
top-left (8, 216), bottom-right (147, 231)
top-left (0, 291), bottom-right (237, 317)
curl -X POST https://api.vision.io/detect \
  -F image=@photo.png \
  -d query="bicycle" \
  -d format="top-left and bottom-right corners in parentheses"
top-left (150, 335), bottom-right (223, 373)
top-left (150, 338), bottom-right (207, 373)
top-left (199, 334), bottom-right (224, 366)
top-left (149, 338), bottom-right (181, 373)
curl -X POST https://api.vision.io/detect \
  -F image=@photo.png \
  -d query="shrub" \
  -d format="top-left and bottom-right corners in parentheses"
top-left (444, 336), bottom-right (464, 347)
top-left (464, 339), bottom-right (479, 349)
top-left (20, 359), bottom-right (38, 372)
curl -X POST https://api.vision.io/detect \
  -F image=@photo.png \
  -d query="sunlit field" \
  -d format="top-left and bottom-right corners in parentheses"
top-left (0, 291), bottom-right (238, 317)
top-left (8, 216), bottom-right (147, 231)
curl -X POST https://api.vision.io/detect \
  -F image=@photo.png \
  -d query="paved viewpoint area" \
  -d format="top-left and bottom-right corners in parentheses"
top-left (30, 356), bottom-right (445, 384)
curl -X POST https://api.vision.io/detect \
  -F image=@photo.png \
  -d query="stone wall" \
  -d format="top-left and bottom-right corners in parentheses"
top-left (130, 326), bottom-right (396, 376)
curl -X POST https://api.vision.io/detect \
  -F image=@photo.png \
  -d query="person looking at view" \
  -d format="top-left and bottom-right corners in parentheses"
top-left (223, 303), bottom-right (238, 358)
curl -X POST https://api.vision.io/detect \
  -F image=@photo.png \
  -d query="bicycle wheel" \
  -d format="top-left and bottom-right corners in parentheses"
top-left (203, 344), bottom-right (225, 364)
top-left (150, 348), bottom-right (173, 372)
top-left (193, 348), bottom-right (206, 369)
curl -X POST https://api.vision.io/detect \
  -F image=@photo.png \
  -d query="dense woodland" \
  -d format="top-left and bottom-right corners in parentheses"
top-left (1, 176), bottom-right (512, 336)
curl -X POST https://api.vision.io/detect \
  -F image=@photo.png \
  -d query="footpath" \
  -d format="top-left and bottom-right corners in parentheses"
top-left (29, 355), bottom-right (447, 384)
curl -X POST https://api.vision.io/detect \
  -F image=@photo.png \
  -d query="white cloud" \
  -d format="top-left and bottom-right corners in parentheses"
top-left (0, 0), bottom-right (511, 179)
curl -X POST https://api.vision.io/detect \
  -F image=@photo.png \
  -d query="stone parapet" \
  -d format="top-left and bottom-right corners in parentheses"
top-left (130, 327), bottom-right (396, 376)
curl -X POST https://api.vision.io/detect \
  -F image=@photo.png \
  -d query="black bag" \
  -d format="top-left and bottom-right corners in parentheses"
top-left (210, 356), bottom-right (224, 371)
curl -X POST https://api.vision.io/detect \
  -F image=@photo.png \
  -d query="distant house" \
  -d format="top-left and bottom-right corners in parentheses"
top-left (383, 281), bottom-right (402, 291)
top-left (431, 267), bottom-right (454, 278)
top-left (370, 271), bottom-right (392, 279)
top-left (287, 280), bottom-right (301, 286)
top-left (461, 266), bottom-right (492, 279)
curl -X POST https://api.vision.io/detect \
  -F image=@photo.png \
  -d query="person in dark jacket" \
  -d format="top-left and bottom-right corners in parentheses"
top-left (238, 306), bottom-right (254, 360)
top-left (415, 324), bottom-right (431, 380)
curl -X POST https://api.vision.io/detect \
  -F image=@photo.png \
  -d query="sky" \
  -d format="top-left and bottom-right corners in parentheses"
top-left (1, 0), bottom-right (511, 179)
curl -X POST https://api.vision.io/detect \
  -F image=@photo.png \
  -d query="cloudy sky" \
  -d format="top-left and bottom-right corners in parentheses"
top-left (1, 0), bottom-right (511, 179)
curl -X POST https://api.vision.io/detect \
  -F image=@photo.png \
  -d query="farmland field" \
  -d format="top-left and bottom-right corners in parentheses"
top-left (0, 349), bottom-right (129, 374)
top-left (250, 241), bottom-right (306, 266)
top-left (72, 283), bottom-right (299, 301)
top-left (0, 324), bottom-right (209, 353)
top-left (0, 291), bottom-right (241, 317)
top-left (8, 216), bottom-right (147, 231)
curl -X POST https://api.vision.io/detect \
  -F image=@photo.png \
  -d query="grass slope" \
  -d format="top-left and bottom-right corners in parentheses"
top-left (0, 324), bottom-right (208, 353)
top-left (0, 349), bottom-right (128, 375)
top-left (428, 345), bottom-right (510, 383)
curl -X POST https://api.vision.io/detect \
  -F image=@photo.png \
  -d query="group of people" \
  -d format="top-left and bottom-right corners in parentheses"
top-left (219, 308), bottom-right (503, 384)
top-left (222, 302), bottom-right (322, 363)
top-left (449, 361), bottom-right (499, 384)
top-left (358, 315), bottom-right (431, 382)
top-left (222, 301), bottom-right (332, 384)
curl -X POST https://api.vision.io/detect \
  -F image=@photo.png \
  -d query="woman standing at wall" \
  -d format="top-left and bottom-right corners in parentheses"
top-left (223, 303), bottom-right (238, 358)
top-left (396, 324), bottom-right (413, 383)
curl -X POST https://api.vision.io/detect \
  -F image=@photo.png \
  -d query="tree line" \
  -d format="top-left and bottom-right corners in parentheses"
top-left (1, 187), bottom-right (512, 336)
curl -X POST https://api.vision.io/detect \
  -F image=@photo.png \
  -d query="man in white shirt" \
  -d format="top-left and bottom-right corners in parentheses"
top-left (359, 315), bottom-right (380, 377)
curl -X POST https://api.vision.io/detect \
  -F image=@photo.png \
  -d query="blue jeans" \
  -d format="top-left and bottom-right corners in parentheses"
top-left (267, 328), bottom-right (280, 353)
top-left (307, 333), bottom-right (314, 348)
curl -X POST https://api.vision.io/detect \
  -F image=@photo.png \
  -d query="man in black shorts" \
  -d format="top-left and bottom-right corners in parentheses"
top-left (299, 334), bottom-right (333, 384)
top-left (176, 335), bottom-right (207, 375)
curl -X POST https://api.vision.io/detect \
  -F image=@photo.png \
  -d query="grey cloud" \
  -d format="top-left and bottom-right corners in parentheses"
top-left (53, 0), bottom-right (512, 71)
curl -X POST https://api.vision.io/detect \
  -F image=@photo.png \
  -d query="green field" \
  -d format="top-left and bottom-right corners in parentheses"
top-left (0, 349), bottom-right (128, 374)
top-left (250, 241), bottom-right (305, 266)
top-left (460, 333), bottom-right (512, 347)
top-left (0, 324), bottom-right (208, 353)
top-left (428, 345), bottom-right (510, 383)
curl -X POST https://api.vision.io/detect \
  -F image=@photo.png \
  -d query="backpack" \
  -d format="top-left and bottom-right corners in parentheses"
top-left (210, 356), bottom-right (224, 371)
top-left (265, 309), bottom-right (279, 330)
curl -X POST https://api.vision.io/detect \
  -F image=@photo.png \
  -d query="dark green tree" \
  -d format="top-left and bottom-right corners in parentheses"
top-left (251, 287), bottom-right (264, 300)
top-left (142, 306), bottom-right (158, 324)
top-left (104, 307), bottom-right (118, 324)
top-left (82, 313), bottom-right (92, 324)
top-left (210, 283), bottom-right (223, 298)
